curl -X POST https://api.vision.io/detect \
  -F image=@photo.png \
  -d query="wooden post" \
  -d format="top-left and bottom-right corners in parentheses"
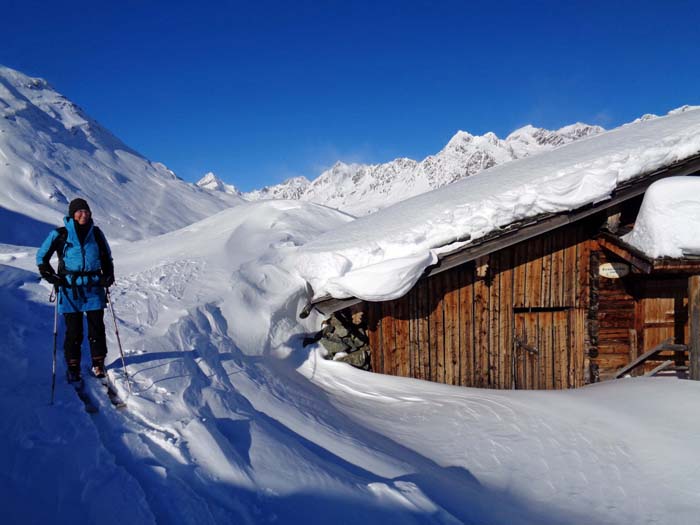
top-left (690, 275), bottom-right (700, 380)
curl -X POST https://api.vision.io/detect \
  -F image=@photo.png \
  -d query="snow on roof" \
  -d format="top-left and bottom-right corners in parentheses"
top-left (622, 176), bottom-right (700, 258)
top-left (297, 107), bottom-right (700, 302)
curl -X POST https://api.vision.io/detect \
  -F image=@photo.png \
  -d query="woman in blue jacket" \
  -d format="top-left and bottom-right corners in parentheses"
top-left (36, 198), bottom-right (114, 382)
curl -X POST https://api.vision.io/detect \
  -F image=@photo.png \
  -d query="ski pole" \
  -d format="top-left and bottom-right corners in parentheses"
top-left (106, 288), bottom-right (133, 396)
top-left (50, 285), bottom-right (58, 405)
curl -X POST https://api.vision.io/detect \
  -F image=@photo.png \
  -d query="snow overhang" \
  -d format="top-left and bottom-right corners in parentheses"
top-left (598, 232), bottom-right (700, 274)
top-left (306, 155), bottom-right (700, 317)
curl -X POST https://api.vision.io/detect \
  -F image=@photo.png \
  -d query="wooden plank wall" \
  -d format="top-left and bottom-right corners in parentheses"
top-left (639, 278), bottom-right (689, 348)
top-left (594, 250), bottom-right (637, 380)
top-left (586, 258), bottom-right (690, 379)
top-left (364, 205), bottom-right (693, 388)
top-left (637, 277), bottom-right (689, 374)
top-left (366, 221), bottom-right (592, 389)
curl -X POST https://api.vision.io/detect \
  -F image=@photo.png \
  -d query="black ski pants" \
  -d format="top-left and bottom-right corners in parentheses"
top-left (63, 309), bottom-right (107, 369)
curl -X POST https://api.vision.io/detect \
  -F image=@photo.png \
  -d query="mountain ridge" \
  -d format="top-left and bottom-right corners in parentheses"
top-left (231, 121), bottom-right (604, 216)
top-left (0, 64), bottom-right (242, 244)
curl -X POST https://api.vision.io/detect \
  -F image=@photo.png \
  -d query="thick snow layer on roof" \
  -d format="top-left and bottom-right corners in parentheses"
top-left (622, 176), bottom-right (700, 258)
top-left (297, 107), bottom-right (700, 301)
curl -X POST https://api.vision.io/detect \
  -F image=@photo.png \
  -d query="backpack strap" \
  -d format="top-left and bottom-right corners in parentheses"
top-left (92, 226), bottom-right (113, 276)
top-left (92, 226), bottom-right (107, 258)
top-left (47, 226), bottom-right (68, 276)
top-left (52, 227), bottom-right (68, 259)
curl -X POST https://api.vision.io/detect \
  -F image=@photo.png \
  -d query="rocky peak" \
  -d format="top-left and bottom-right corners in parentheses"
top-left (196, 172), bottom-right (241, 195)
top-left (243, 176), bottom-right (311, 201)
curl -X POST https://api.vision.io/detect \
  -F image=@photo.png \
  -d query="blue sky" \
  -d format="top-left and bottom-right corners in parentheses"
top-left (3, 1), bottom-right (699, 191)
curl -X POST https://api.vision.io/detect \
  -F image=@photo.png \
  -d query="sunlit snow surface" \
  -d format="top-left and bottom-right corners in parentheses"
top-left (0, 65), bottom-right (241, 244)
top-left (623, 176), bottom-right (700, 257)
top-left (2, 199), bottom-right (700, 525)
top-left (297, 107), bottom-right (700, 302)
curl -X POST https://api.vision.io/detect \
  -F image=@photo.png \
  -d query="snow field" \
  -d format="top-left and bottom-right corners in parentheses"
top-left (1, 199), bottom-right (700, 524)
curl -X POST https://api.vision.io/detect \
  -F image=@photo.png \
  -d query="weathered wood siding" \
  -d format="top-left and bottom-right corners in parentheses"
top-left (594, 250), bottom-right (637, 380)
top-left (636, 277), bottom-right (689, 374)
top-left (588, 253), bottom-right (691, 379)
top-left (638, 278), bottom-right (689, 349)
top-left (367, 221), bottom-right (593, 389)
top-left (364, 214), bottom-right (694, 389)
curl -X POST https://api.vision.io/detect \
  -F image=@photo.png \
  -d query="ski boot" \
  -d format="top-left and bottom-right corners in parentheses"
top-left (66, 367), bottom-right (82, 383)
top-left (91, 359), bottom-right (106, 378)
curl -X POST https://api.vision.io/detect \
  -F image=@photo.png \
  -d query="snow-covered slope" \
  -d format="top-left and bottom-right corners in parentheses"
top-left (0, 65), bottom-right (242, 244)
top-left (2, 199), bottom-right (699, 524)
top-left (241, 123), bottom-right (602, 216)
top-left (297, 106), bottom-right (700, 302)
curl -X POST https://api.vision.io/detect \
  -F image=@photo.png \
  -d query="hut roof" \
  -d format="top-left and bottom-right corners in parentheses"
top-left (297, 107), bottom-right (700, 307)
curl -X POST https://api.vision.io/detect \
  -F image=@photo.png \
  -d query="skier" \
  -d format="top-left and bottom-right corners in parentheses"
top-left (36, 198), bottom-right (114, 382)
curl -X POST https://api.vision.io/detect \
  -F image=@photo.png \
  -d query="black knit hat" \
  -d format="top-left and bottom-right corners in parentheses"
top-left (68, 198), bottom-right (91, 217)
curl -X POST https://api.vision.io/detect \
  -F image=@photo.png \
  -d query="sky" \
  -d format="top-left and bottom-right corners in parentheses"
top-left (3, 0), bottom-right (700, 191)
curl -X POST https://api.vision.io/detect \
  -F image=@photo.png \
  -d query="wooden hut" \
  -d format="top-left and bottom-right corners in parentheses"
top-left (310, 156), bottom-right (700, 390)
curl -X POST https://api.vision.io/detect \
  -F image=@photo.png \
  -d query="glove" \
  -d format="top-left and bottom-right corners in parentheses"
top-left (38, 264), bottom-right (64, 286)
top-left (100, 274), bottom-right (115, 288)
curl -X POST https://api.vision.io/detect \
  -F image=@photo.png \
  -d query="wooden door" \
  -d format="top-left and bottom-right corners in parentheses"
top-left (514, 310), bottom-right (575, 389)
top-left (639, 279), bottom-right (688, 350)
top-left (635, 278), bottom-right (689, 374)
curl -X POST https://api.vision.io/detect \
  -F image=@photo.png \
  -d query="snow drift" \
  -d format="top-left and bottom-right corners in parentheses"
top-left (2, 197), bottom-right (700, 524)
top-left (623, 176), bottom-right (700, 257)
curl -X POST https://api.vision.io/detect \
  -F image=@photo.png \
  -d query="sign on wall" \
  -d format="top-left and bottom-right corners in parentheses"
top-left (599, 262), bottom-right (630, 279)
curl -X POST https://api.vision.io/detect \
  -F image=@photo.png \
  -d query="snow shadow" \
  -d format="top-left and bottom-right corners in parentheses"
top-left (0, 265), bottom-right (156, 525)
top-left (85, 302), bottom-right (607, 524)
top-left (0, 205), bottom-right (57, 245)
top-left (277, 338), bottom-right (607, 525)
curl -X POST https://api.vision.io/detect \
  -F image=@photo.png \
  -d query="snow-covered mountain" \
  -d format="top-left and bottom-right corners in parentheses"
top-left (196, 172), bottom-right (241, 196)
top-left (243, 175), bottom-right (311, 201)
top-left (0, 65), bottom-right (242, 244)
top-left (239, 123), bottom-right (603, 216)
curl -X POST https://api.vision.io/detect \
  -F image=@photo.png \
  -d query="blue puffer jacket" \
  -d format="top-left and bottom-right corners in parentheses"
top-left (36, 217), bottom-right (113, 314)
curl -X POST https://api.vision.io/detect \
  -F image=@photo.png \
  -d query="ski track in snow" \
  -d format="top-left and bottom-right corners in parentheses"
top-left (2, 196), bottom-right (700, 524)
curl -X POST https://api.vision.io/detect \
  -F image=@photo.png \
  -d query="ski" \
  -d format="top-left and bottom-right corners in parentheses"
top-left (72, 380), bottom-right (99, 414)
top-left (91, 372), bottom-right (127, 409)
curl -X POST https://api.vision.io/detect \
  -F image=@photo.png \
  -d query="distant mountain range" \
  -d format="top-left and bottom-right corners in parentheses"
top-left (0, 63), bottom-right (605, 245)
top-left (0, 65), bottom-right (241, 244)
top-left (199, 124), bottom-right (604, 216)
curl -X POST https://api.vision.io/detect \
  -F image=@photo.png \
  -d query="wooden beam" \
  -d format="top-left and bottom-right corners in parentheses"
top-left (644, 360), bottom-right (674, 377)
top-left (614, 338), bottom-right (673, 378)
top-left (651, 260), bottom-right (700, 273)
top-left (596, 233), bottom-right (653, 274)
top-left (690, 275), bottom-right (700, 380)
